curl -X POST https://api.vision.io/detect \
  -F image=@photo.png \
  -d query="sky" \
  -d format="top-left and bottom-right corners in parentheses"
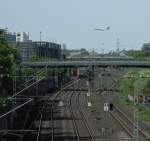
top-left (1, 0), bottom-right (150, 53)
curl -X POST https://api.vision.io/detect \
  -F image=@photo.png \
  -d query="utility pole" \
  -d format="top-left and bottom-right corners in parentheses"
top-left (125, 76), bottom-right (140, 141)
top-left (116, 38), bottom-right (120, 56)
top-left (133, 79), bottom-right (140, 141)
top-left (102, 49), bottom-right (104, 56)
top-left (40, 31), bottom-right (42, 42)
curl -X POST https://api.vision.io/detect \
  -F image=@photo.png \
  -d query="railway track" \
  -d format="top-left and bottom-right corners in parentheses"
top-left (36, 100), bottom-right (54, 141)
top-left (100, 70), bottom-right (150, 141)
top-left (110, 104), bottom-right (150, 141)
top-left (20, 76), bottom-right (150, 141)
top-left (77, 92), bottom-right (95, 141)
top-left (101, 90), bottom-right (150, 140)
top-left (69, 91), bottom-right (95, 141)
top-left (35, 79), bottom-right (80, 141)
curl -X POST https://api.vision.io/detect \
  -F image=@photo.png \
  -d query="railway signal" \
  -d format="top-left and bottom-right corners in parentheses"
top-left (109, 103), bottom-right (113, 111)
top-left (104, 103), bottom-right (109, 111)
top-left (88, 102), bottom-right (92, 107)
top-left (58, 100), bottom-right (64, 107)
top-left (104, 103), bottom-right (114, 111)
top-left (87, 92), bottom-right (90, 96)
top-left (86, 81), bottom-right (89, 86)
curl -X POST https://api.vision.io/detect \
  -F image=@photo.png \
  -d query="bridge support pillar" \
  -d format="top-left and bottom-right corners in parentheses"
top-left (58, 70), bottom-right (62, 89)
top-left (52, 68), bottom-right (56, 89)
top-left (69, 68), bottom-right (72, 79)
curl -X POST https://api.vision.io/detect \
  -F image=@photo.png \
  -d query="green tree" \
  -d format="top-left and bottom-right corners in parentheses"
top-left (142, 43), bottom-right (150, 57)
top-left (0, 28), bottom-right (20, 95)
top-left (143, 79), bottom-right (150, 95)
top-left (127, 50), bottom-right (145, 60)
top-left (0, 29), bottom-right (12, 74)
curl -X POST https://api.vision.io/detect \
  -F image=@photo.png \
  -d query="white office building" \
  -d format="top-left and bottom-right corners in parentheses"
top-left (16, 32), bottom-right (29, 42)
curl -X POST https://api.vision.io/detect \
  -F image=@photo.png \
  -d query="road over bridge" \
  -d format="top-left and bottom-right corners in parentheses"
top-left (22, 60), bottom-right (150, 68)
top-left (66, 56), bottom-right (133, 61)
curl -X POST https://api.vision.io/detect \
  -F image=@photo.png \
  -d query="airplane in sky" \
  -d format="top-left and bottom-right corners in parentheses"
top-left (93, 26), bottom-right (110, 31)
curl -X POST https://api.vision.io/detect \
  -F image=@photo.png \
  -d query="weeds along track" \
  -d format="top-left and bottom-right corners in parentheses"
top-left (110, 104), bottom-right (150, 141)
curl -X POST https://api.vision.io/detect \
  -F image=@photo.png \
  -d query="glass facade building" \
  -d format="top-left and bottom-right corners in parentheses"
top-left (17, 41), bottom-right (61, 61)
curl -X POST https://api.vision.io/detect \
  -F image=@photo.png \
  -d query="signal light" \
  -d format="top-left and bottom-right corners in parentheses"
top-left (109, 103), bottom-right (113, 111)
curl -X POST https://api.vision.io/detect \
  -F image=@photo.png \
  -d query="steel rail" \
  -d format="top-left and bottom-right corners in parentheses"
top-left (36, 104), bottom-right (45, 141)
top-left (110, 111), bottom-right (133, 137)
top-left (0, 79), bottom-right (80, 141)
top-left (101, 83), bottom-right (138, 139)
top-left (77, 92), bottom-right (95, 141)
top-left (19, 102), bottom-right (48, 141)
top-left (69, 92), bottom-right (80, 141)
top-left (100, 70), bottom-right (150, 140)
top-left (68, 89), bottom-right (95, 141)
top-left (113, 105), bottom-right (150, 141)
top-left (36, 99), bottom-right (54, 141)
top-left (101, 89), bottom-right (134, 139)
top-left (51, 103), bottom-right (54, 141)
top-left (36, 79), bottom-right (80, 141)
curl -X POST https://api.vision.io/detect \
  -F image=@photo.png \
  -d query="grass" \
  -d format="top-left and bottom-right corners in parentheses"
top-left (138, 105), bottom-right (150, 125)
top-left (117, 69), bottom-right (150, 127)
top-left (117, 93), bottom-right (150, 127)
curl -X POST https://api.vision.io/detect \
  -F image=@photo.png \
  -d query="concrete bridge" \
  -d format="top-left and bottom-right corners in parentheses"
top-left (22, 60), bottom-right (150, 68)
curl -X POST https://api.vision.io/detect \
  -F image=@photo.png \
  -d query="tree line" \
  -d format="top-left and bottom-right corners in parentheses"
top-left (127, 43), bottom-right (150, 60)
top-left (0, 28), bottom-right (21, 96)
